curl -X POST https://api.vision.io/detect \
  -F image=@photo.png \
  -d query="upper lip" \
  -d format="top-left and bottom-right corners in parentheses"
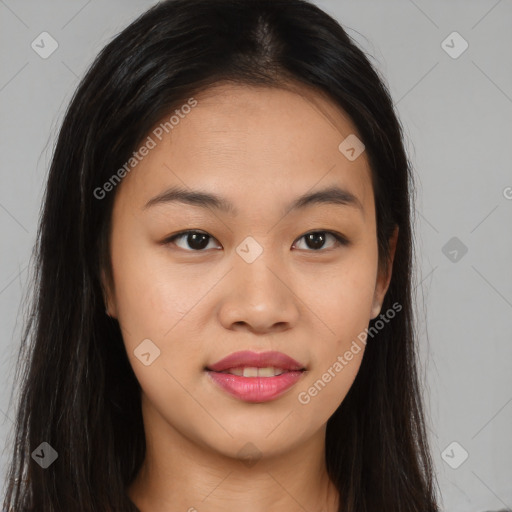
top-left (206, 350), bottom-right (306, 372)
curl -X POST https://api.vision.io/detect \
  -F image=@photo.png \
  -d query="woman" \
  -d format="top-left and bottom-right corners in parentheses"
top-left (2, 0), bottom-right (440, 510)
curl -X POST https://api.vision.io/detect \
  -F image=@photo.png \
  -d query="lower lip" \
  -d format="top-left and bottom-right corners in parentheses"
top-left (206, 370), bottom-right (304, 403)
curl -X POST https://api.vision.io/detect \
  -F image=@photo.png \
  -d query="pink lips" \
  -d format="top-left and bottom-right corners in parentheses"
top-left (205, 350), bottom-right (306, 403)
top-left (207, 350), bottom-right (305, 372)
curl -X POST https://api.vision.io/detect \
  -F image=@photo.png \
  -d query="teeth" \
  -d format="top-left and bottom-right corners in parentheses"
top-left (220, 367), bottom-right (287, 377)
top-left (256, 367), bottom-right (278, 377)
top-left (243, 367), bottom-right (259, 377)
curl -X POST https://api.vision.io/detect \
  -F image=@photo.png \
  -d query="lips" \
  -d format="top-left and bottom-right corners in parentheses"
top-left (206, 350), bottom-right (306, 373)
top-left (205, 350), bottom-right (307, 403)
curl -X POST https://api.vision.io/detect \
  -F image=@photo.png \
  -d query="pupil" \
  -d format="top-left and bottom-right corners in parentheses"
top-left (188, 232), bottom-right (209, 250)
top-left (306, 232), bottom-right (325, 250)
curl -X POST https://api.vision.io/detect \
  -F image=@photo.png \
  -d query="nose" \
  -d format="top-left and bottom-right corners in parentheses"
top-left (217, 251), bottom-right (300, 334)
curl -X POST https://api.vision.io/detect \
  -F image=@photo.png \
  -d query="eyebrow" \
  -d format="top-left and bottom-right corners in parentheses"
top-left (143, 184), bottom-right (364, 216)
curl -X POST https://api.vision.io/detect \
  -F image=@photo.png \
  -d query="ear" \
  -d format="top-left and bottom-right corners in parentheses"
top-left (101, 267), bottom-right (118, 319)
top-left (370, 225), bottom-right (399, 319)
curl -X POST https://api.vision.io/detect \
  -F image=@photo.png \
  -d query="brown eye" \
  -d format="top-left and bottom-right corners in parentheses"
top-left (165, 230), bottom-right (221, 251)
top-left (293, 231), bottom-right (349, 251)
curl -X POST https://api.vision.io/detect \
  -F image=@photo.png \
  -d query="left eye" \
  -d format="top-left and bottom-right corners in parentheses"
top-left (163, 230), bottom-right (348, 252)
top-left (293, 231), bottom-right (349, 251)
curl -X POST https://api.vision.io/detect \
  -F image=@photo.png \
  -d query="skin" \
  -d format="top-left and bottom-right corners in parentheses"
top-left (102, 82), bottom-right (398, 512)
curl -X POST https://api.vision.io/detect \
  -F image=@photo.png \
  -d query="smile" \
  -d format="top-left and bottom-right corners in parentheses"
top-left (205, 350), bottom-right (307, 403)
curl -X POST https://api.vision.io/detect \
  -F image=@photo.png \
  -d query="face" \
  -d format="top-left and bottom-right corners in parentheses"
top-left (102, 82), bottom-right (397, 460)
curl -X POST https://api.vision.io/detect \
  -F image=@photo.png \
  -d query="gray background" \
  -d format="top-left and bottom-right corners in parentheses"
top-left (1, 0), bottom-right (511, 510)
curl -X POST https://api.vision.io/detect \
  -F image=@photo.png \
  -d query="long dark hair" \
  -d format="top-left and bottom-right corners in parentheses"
top-left (3, 0), bottom-right (439, 510)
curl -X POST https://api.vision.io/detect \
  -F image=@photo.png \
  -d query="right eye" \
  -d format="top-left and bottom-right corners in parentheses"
top-left (163, 230), bottom-right (222, 251)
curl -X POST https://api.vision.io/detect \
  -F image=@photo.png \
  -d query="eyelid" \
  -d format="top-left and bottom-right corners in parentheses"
top-left (163, 229), bottom-right (350, 252)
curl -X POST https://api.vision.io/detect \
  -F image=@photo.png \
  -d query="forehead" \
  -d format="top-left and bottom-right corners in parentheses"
top-left (115, 82), bottom-right (374, 221)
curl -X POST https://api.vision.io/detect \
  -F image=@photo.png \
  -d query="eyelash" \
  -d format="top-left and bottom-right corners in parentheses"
top-left (162, 229), bottom-right (350, 252)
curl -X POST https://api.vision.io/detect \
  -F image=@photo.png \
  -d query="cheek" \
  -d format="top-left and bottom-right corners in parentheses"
top-left (110, 247), bottom-right (207, 409)
top-left (291, 253), bottom-right (375, 417)
top-left (110, 235), bottom-right (201, 340)
top-left (298, 255), bottom-right (377, 344)
top-left (109, 236), bottom-right (218, 384)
